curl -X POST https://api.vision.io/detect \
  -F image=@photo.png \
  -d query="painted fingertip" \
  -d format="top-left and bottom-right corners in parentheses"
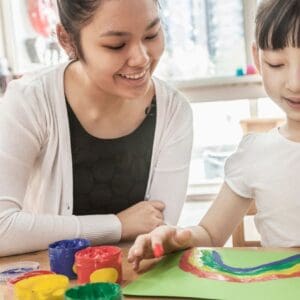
top-left (153, 244), bottom-right (164, 258)
top-left (132, 261), bottom-right (138, 271)
top-left (134, 248), bottom-right (140, 256)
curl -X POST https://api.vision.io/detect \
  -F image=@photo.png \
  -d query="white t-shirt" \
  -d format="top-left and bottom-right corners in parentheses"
top-left (225, 128), bottom-right (300, 247)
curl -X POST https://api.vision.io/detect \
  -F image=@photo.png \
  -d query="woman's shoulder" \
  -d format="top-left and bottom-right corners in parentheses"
top-left (3, 62), bottom-right (68, 111)
top-left (8, 62), bottom-right (67, 93)
top-left (152, 77), bottom-right (192, 114)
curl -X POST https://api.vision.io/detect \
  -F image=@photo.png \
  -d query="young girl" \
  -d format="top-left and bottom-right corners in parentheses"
top-left (128, 0), bottom-right (300, 269)
top-left (0, 0), bottom-right (193, 256)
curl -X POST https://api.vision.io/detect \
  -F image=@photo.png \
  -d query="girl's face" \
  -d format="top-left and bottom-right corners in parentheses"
top-left (253, 45), bottom-right (300, 123)
top-left (78, 0), bottom-right (164, 100)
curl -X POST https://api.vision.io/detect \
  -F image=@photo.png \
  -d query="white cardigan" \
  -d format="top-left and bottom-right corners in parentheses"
top-left (0, 63), bottom-right (193, 256)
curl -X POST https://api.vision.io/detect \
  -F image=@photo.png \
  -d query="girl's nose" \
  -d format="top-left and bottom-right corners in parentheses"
top-left (127, 44), bottom-right (149, 68)
top-left (286, 66), bottom-right (300, 93)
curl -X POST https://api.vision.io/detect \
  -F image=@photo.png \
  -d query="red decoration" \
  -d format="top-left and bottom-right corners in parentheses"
top-left (28, 0), bottom-right (54, 37)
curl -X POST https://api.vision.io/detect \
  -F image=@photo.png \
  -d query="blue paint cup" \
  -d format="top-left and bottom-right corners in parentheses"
top-left (48, 238), bottom-right (90, 279)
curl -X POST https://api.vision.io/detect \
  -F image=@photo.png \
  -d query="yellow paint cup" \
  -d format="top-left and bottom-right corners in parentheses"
top-left (14, 274), bottom-right (69, 300)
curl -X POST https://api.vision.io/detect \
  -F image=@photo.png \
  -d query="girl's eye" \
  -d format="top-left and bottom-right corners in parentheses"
top-left (105, 44), bottom-right (125, 50)
top-left (267, 63), bottom-right (284, 68)
top-left (145, 32), bottom-right (159, 40)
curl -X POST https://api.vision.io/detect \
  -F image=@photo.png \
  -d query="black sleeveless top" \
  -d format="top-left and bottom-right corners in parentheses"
top-left (67, 98), bottom-right (156, 215)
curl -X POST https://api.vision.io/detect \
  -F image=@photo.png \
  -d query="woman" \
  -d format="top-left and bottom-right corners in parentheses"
top-left (0, 0), bottom-right (192, 256)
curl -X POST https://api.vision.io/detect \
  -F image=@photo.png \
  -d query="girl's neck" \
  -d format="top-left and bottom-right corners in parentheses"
top-left (280, 118), bottom-right (300, 142)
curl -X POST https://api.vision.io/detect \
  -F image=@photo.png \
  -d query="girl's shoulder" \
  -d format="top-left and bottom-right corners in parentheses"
top-left (237, 129), bottom-right (282, 155)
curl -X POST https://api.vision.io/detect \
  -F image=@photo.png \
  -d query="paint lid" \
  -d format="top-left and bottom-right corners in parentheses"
top-left (14, 274), bottom-right (69, 298)
top-left (0, 261), bottom-right (40, 282)
top-left (65, 282), bottom-right (122, 300)
top-left (75, 246), bottom-right (121, 265)
top-left (48, 238), bottom-right (91, 251)
top-left (7, 270), bottom-right (54, 285)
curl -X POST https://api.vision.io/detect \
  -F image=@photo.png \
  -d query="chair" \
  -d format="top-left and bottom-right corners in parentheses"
top-left (232, 202), bottom-right (260, 247)
top-left (231, 117), bottom-right (285, 247)
top-left (239, 118), bottom-right (285, 134)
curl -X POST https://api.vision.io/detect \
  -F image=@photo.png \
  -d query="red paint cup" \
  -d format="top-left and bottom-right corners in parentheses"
top-left (75, 246), bottom-right (122, 285)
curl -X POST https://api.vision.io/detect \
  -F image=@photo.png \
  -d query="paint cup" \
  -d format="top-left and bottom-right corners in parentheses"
top-left (14, 274), bottom-right (69, 300)
top-left (48, 238), bottom-right (90, 279)
top-left (65, 282), bottom-right (122, 300)
top-left (75, 246), bottom-right (122, 285)
top-left (7, 270), bottom-right (54, 299)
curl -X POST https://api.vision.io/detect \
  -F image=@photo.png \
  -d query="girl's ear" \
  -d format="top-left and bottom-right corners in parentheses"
top-left (252, 42), bottom-right (261, 74)
top-left (56, 24), bottom-right (77, 59)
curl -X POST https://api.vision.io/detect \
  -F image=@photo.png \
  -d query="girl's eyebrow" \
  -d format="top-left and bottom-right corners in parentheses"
top-left (99, 17), bottom-right (160, 37)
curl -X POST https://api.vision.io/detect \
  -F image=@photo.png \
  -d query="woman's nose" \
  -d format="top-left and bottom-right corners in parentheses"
top-left (127, 44), bottom-right (149, 68)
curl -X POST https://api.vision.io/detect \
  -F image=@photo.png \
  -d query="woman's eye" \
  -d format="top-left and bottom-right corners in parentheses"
top-left (105, 44), bottom-right (125, 50)
top-left (145, 32), bottom-right (158, 40)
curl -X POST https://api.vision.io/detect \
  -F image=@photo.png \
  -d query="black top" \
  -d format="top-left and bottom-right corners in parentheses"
top-left (67, 97), bottom-right (156, 215)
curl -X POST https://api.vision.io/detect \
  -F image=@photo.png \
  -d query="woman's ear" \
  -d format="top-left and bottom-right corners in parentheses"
top-left (56, 24), bottom-right (77, 59)
top-left (252, 42), bottom-right (261, 74)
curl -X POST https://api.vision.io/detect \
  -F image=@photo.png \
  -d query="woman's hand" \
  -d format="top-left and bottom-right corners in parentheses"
top-left (116, 200), bottom-right (165, 241)
top-left (127, 225), bottom-right (192, 271)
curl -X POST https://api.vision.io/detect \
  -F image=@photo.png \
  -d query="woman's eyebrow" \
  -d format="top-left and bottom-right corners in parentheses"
top-left (99, 17), bottom-right (160, 38)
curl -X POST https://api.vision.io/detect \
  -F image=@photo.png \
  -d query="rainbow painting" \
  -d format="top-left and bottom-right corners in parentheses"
top-left (123, 248), bottom-right (300, 300)
top-left (179, 248), bottom-right (300, 283)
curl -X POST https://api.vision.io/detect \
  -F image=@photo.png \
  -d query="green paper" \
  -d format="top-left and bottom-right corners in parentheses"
top-left (123, 248), bottom-right (300, 300)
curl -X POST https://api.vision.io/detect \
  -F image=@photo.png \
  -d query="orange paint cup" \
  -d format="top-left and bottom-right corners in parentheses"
top-left (75, 246), bottom-right (122, 285)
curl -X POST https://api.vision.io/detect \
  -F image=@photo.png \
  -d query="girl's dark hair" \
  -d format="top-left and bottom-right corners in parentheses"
top-left (57, 0), bottom-right (102, 59)
top-left (255, 0), bottom-right (300, 50)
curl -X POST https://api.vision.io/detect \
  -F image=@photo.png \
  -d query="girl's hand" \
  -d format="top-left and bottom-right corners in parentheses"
top-left (116, 200), bottom-right (165, 241)
top-left (127, 225), bottom-right (192, 271)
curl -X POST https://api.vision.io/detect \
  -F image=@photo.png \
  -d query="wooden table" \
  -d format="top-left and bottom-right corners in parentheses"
top-left (0, 245), bottom-right (178, 300)
top-left (1, 247), bottom-right (299, 300)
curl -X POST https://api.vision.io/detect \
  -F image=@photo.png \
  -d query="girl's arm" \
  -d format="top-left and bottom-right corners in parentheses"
top-left (195, 183), bottom-right (253, 246)
top-left (128, 183), bottom-right (253, 270)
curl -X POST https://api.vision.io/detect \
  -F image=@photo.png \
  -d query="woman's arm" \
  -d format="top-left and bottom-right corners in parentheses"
top-left (147, 94), bottom-right (193, 225)
top-left (0, 81), bottom-right (122, 256)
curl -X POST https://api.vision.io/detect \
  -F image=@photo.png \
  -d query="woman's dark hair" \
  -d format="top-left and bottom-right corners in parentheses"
top-left (57, 0), bottom-right (160, 60)
top-left (57, 0), bottom-right (102, 59)
top-left (255, 0), bottom-right (300, 50)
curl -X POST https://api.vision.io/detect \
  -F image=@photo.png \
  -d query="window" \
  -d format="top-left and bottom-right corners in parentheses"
top-left (0, 0), bottom-right (64, 74)
top-left (157, 0), bottom-right (246, 80)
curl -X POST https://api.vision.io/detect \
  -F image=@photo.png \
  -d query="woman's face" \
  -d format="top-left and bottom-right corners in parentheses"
top-left (78, 0), bottom-right (164, 100)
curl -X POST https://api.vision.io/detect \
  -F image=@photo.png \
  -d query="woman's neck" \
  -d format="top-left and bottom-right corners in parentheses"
top-left (63, 61), bottom-right (154, 139)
